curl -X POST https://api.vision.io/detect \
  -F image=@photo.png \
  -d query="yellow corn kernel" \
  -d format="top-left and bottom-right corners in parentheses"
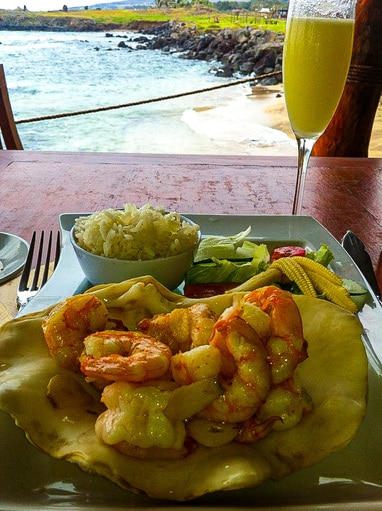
top-left (292, 256), bottom-right (343, 285)
top-left (271, 258), bottom-right (317, 297)
top-left (309, 273), bottom-right (358, 313)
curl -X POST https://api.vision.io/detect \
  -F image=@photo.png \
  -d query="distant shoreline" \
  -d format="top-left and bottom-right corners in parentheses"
top-left (0, 9), bottom-right (160, 32)
top-left (1, 19), bottom-right (380, 157)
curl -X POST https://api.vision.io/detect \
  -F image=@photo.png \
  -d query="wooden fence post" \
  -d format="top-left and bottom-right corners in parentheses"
top-left (312, 0), bottom-right (382, 157)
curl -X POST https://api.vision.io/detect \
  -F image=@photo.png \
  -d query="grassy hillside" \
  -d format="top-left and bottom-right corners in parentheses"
top-left (0, 7), bottom-right (286, 32)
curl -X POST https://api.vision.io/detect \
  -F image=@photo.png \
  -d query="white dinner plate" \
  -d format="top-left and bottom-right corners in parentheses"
top-left (0, 232), bottom-right (28, 284)
top-left (2, 214), bottom-right (382, 510)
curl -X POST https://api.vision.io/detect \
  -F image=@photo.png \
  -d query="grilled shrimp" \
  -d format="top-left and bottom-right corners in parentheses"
top-left (173, 286), bottom-right (307, 426)
top-left (243, 285), bottom-right (307, 384)
top-left (138, 303), bottom-right (217, 352)
top-left (95, 381), bottom-right (187, 459)
top-left (171, 302), bottom-right (272, 424)
top-left (42, 294), bottom-right (108, 371)
top-left (43, 285), bottom-right (309, 456)
top-left (199, 309), bottom-right (272, 423)
top-left (80, 330), bottom-right (173, 383)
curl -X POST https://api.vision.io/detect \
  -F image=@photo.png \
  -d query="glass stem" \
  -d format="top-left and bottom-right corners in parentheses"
top-left (292, 137), bottom-right (315, 215)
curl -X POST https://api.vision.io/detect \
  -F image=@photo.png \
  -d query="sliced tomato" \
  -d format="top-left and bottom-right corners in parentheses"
top-left (183, 282), bottom-right (239, 298)
top-left (271, 246), bottom-right (306, 261)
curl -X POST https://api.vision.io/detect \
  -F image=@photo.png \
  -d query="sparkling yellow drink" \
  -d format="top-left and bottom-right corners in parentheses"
top-left (283, 17), bottom-right (355, 139)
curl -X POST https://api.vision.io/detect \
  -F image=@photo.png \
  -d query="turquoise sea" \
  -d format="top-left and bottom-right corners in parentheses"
top-left (0, 30), bottom-right (294, 154)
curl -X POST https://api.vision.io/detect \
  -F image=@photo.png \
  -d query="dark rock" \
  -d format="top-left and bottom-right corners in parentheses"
top-left (239, 61), bottom-right (254, 75)
top-left (117, 40), bottom-right (132, 49)
top-left (133, 35), bottom-right (150, 43)
top-left (143, 21), bottom-right (284, 83)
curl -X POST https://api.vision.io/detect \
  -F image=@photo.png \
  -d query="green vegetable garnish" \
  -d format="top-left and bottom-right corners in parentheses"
top-left (342, 278), bottom-right (368, 309)
top-left (306, 243), bottom-right (334, 267)
top-left (186, 227), bottom-right (271, 285)
top-left (194, 227), bottom-right (252, 262)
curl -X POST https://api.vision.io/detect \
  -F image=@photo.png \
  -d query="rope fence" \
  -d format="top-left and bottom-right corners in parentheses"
top-left (15, 71), bottom-right (282, 125)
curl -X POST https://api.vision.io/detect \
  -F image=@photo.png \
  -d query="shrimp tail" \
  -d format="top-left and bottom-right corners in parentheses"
top-left (236, 415), bottom-right (282, 443)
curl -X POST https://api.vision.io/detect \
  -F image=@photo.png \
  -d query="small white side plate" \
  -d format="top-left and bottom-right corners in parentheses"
top-left (0, 232), bottom-right (29, 284)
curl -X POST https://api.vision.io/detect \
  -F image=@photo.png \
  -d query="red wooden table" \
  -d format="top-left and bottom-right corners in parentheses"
top-left (1, 151), bottom-right (381, 288)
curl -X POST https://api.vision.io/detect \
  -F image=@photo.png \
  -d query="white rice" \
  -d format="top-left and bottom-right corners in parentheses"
top-left (73, 204), bottom-right (200, 260)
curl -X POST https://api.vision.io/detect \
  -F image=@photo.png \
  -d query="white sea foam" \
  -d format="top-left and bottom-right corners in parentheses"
top-left (0, 31), bottom-right (296, 155)
top-left (181, 93), bottom-right (295, 155)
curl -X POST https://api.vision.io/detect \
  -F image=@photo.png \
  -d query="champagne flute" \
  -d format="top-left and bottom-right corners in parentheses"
top-left (283, 0), bottom-right (357, 215)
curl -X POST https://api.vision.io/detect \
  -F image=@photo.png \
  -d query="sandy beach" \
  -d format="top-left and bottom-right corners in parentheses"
top-left (185, 83), bottom-right (381, 157)
top-left (251, 85), bottom-right (382, 157)
top-left (182, 85), bottom-right (296, 156)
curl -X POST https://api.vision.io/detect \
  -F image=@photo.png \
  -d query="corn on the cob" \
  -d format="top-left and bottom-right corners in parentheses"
top-left (270, 256), bottom-right (358, 313)
top-left (271, 258), bottom-right (317, 297)
top-left (292, 256), bottom-right (343, 285)
top-left (308, 272), bottom-right (358, 313)
top-left (229, 255), bottom-right (358, 313)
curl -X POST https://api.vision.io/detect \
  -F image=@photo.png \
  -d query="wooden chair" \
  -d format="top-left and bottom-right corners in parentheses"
top-left (0, 64), bottom-right (23, 150)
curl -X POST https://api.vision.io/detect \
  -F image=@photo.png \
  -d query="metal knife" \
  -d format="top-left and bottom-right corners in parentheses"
top-left (341, 230), bottom-right (381, 302)
top-left (341, 230), bottom-right (382, 374)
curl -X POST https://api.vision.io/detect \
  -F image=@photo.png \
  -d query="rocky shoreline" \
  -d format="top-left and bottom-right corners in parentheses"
top-left (112, 21), bottom-right (283, 83)
top-left (139, 21), bottom-right (283, 83)
top-left (0, 13), bottom-right (283, 84)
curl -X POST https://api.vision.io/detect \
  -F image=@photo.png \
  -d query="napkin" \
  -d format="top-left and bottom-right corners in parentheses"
top-left (0, 276), bottom-right (18, 326)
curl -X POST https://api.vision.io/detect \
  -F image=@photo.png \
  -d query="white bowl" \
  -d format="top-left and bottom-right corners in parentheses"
top-left (70, 217), bottom-right (201, 289)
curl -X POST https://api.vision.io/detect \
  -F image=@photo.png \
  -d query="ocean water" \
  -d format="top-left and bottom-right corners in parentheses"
top-left (0, 30), bottom-right (295, 154)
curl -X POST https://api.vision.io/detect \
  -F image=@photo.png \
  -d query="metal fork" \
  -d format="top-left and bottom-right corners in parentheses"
top-left (17, 231), bottom-right (61, 309)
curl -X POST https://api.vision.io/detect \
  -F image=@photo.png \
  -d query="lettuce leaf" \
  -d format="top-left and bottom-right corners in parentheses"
top-left (186, 243), bottom-right (270, 285)
top-left (194, 227), bottom-right (252, 262)
top-left (306, 244), bottom-right (334, 267)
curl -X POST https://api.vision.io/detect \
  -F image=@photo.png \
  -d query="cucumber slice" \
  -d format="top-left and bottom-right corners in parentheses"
top-left (342, 278), bottom-right (368, 309)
